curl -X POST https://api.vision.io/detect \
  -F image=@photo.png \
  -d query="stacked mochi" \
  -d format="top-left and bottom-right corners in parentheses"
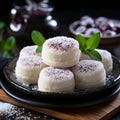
top-left (15, 36), bottom-right (113, 92)
top-left (38, 36), bottom-right (81, 92)
top-left (15, 45), bottom-right (47, 84)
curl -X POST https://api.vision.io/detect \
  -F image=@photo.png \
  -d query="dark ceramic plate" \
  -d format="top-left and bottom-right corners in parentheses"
top-left (0, 56), bottom-right (119, 108)
top-left (2, 55), bottom-right (120, 105)
top-left (0, 72), bottom-right (120, 109)
top-left (0, 74), bottom-right (119, 108)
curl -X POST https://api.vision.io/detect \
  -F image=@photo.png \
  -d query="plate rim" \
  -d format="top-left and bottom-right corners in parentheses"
top-left (0, 74), bottom-right (120, 108)
top-left (3, 55), bottom-right (120, 96)
top-left (0, 55), bottom-right (120, 108)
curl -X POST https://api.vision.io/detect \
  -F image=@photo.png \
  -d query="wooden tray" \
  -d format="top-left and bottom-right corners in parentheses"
top-left (0, 89), bottom-right (120, 120)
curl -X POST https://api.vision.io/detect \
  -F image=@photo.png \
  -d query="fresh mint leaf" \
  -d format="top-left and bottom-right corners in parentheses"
top-left (0, 36), bottom-right (16, 58)
top-left (0, 21), bottom-right (5, 30)
top-left (0, 21), bottom-right (16, 58)
top-left (32, 30), bottom-right (45, 46)
top-left (76, 34), bottom-right (87, 52)
top-left (86, 32), bottom-right (101, 50)
top-left (87, 49), bottom-right (102, 61)
top-left (76, 32), bottom-right (102, 61)
top-left (31, 30), bottom-right (46, 53)
top-left (0, 40), bottom-right (5, 51)
top-left (2, 51), bottom-right (11, 58)
top-left (6, 36), bottom-right (16, 50)
top-left (36, 46), bottom-right (42, 53)
top-left (1, 36), bottom-right (16, 51)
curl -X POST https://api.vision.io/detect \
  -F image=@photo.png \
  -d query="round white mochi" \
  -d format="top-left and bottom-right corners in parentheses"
top-left (72, 60), bottom-right (106, 89)
top-left (42, 36), bottom-right (81, 68)
top-left (38, 67), bottom-right (75, 92)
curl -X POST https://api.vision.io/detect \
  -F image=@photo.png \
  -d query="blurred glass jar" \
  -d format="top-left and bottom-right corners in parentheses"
top-left (6, 0), bottom-right (60, 50)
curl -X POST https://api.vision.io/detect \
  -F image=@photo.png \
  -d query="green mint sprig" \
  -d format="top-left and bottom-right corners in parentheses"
top-left (0, 36), bottom-right (16, 58)
top-left (31, 30), bottom-right (102, 61)
top-left (31, 30), bottom-right (46, 53)
top-left (76, 32), bottom-right (102, 61)
top-left (0, 21), bottom-right (5, 31)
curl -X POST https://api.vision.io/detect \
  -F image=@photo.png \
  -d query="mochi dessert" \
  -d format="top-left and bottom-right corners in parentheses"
top-left (38, 67), bottom-right (75, 92)
top-left (72, 60), bottom-right (106, 89)
top-left (15, 57), bottom-right (47, 84)
top-left (41, 36), bottom-right (81, 68)
top-left (80, 48), bottom-right (113, 74)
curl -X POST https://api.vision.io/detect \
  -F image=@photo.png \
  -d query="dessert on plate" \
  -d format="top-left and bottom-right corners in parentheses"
top-left (38, 67), bottom-right (75, 92)
top-left (19, 45), bottom-right (41, 58)
top-left (15, 45), bottom-right (47, 84)
top-left (80, 48), bottom-right (113, 74)
top-left (41, 36), bottom-right (81, 68)
top-left (14, 32), bottom-right (114, 92)
top-left (72, 60), bottom-right (106, 89)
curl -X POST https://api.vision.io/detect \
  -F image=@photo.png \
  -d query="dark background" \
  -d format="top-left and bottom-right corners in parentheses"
top-left (0, 0), bottom-right (120, 24)
top-left (1, 0), bottom-right (120, 41)
top-left (0, 2), bottom-right (120, 119)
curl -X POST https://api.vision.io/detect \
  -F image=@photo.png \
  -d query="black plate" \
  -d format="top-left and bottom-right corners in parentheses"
top-left (0, 56), bottom-right (120, 108)
top-left (0, 73), bottom-right (120, 108)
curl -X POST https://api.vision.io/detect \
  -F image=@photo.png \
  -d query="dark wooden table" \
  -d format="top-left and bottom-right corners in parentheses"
top-left (0, 89), bottom-right (120, 120)
top-left (0, 100), bottom-right (120, 120)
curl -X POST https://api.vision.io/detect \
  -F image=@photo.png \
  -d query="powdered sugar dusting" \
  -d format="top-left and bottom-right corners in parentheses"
top-left (96, 48), bottom-right (112, 58)
top-left (73, 60), bottom-right (100, 73)
top-left (45, 36), bottom-right (79, 52)
top-left (0, 102), bottom-right (13, 114)
top-left (16, 57), bottom-right (45, 68)
top-left (0, 102), bottom-right (56, 119)
top-left (42, 67), bottom-right (73, 80)
top-left (19, 45), bottom-right (41, 58)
